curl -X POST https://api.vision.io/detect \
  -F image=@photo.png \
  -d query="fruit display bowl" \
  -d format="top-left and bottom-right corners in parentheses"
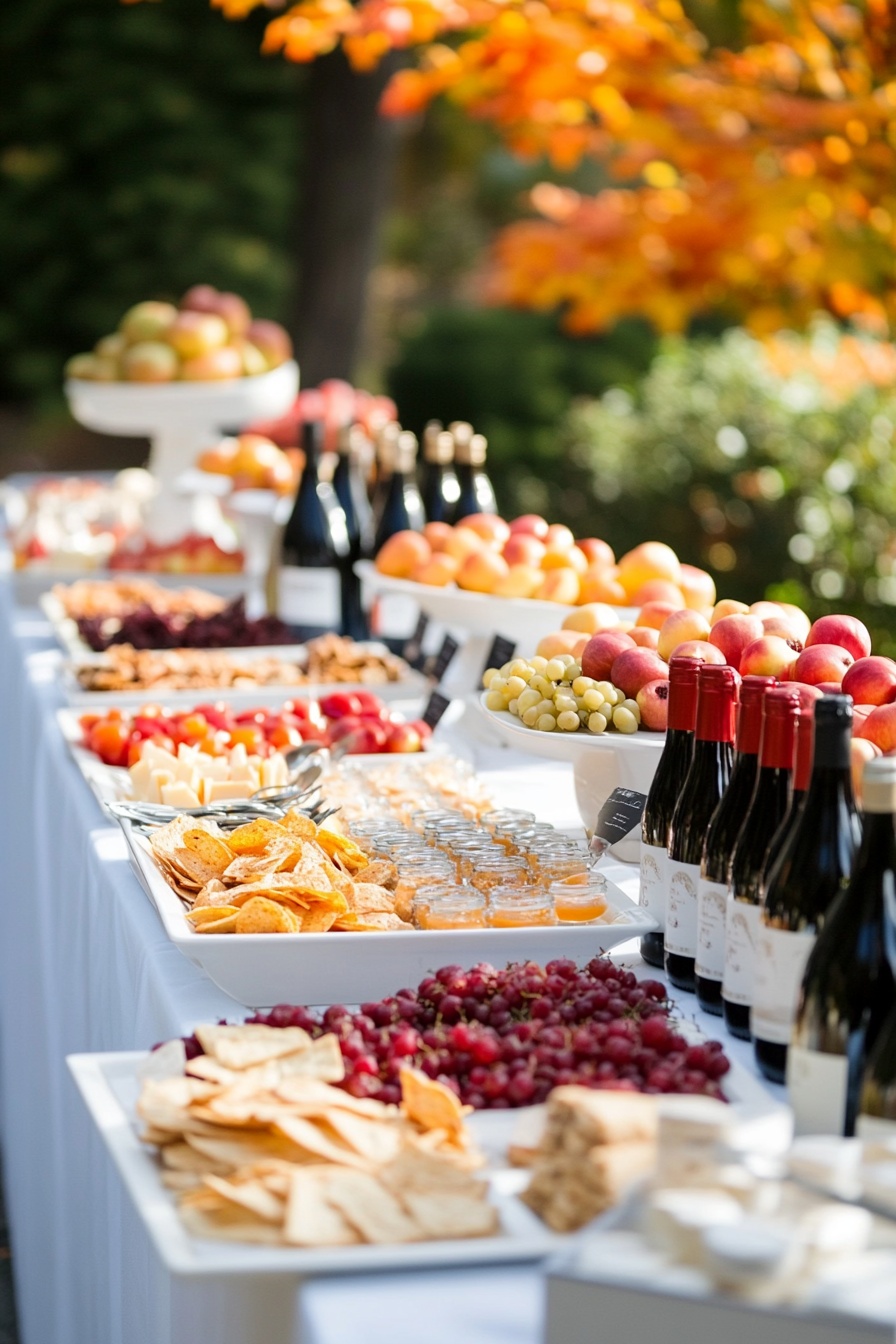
top-left (476, 692), bottom-right (664, 860)
top-left (65, 362), bottom-right (299, 545)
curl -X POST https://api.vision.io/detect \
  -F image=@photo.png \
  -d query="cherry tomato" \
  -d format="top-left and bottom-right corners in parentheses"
top-left (353, 692), bottom-right (386, 717)
top-left (196, 734), bottom-right (226, 757)
top-left (319, 692), bottom-right (363, 720)
top-left (282, 699), bottom-right (311, 719)
top-left (229, 725), bottom-right (265, 753)
top-left (79, 713), bottom-right (101, 733)
top-left (132, 715), bottom-right (165, 740)
top-left (88, 720), bottom-right (131, 767)
top-left (192, 703), bottom-right (233, 732)
top-left (268, 724), bottom-right (303, 750)
top-left (178, 713), bottom-right (209, 742)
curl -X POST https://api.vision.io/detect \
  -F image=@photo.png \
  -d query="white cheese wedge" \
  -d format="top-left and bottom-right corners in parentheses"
top-left (148, 770), bottom-right (175, 803)
top-left (129, 758), bottom-right (155, 801)
top-left (203, 779), bottom-right (255, 803)
top-left (141, 742), bottom-right (178, 774)
top-left (197, 755), bottom-right (230, 781)
top-left (228, 743), bottom-right (248, 770)
top-left (160, 781), bottom-right (202, 808)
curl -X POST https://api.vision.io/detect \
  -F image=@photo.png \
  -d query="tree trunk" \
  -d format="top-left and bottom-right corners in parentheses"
top-left (293, 48), bottom-right (403, 385)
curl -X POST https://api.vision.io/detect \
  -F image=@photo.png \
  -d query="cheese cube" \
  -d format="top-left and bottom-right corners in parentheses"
top-left (160, 781), bottom-right (202, 808)
top-left (204, 779), bottom-right (254, 803)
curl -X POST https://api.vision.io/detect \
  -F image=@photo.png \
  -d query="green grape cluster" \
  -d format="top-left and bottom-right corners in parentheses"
top-left (483, 656), bottom-right (642, 734)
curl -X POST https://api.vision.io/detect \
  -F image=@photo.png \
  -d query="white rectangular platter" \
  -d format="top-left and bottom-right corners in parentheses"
top-left (120, 818), bottom-right (656, 1008)
top-left (67, 1050), bottom-right (568, 1278)
top-left (57, 639), bottom-right (429, 708)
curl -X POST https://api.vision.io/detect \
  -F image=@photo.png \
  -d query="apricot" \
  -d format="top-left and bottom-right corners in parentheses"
top-left (616, 541), bottom-right (682, 601)
top-left (376, 530), bottom-right (431, 579)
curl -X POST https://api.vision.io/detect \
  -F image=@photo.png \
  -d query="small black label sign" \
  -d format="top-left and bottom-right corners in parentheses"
top-left (426, 634), bottom-right (460, 683)
top-left (481, 635), bottom-right (516, 684)
top-left (402, 613), bottom-right (430, 669)
top-left (593, 787), bottom-right (649, 846)
top-left (422, 689), bottom-right (452, 730)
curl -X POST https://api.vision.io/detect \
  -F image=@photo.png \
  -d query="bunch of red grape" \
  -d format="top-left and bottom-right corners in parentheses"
top-left (233, 958), bottom-right (729, 1109)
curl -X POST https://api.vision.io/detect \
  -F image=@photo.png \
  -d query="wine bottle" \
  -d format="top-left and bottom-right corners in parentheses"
top-left (371, 421), bottom-right (401, 532)
top-left (752, 695), bottom-right (860, 1084)
top-left (790, 754), bottom-right (896, 1137)
top-left (761, 693), bottom-right (815, 882)
top-left (279, 419), bottom-right (349, 632)
top-left (373, 430), bottom-right (425, 552)
top-left (695, 674), bottom-right (777, 1014)
top-left (639, 655), bottom-right (701, 969)
top-left (722, 687), bottom-right (799, 1040)
top-left (420, 423), bottom-right (460, 523)
top-left (665, 663), bottom-right (738, 992)
top-left (858, 1002), bottom-right (896, 1138)
top-left (452, 424), bottom-right (497, 520)
top-left (333, 423), bottom-right (375, 640)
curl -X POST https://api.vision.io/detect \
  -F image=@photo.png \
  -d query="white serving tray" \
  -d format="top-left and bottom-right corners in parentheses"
top-left (5, 560), bottom-right (252, 611)
top-left (67, 1050), bottom-right (569, 1278)
top-left (59, 640), bottom-right (428, 708)
top-left (119, 818), bottom-right (656, 1008)
top-left (356, 561), bottom-right (638, 641)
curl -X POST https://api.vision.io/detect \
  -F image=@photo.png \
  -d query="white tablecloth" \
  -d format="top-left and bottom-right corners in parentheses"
top-left (0, 580), bottom-right (769, 1344)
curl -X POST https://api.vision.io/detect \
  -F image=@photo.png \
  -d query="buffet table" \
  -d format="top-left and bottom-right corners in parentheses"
top-left (0, 578), bottom-right (770, 1344)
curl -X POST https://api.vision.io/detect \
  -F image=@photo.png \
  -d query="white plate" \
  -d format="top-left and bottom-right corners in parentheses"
top-left (119, 818), bottom-right (656, 1007)
top-left (7, 562), bottom-right (252, 611)
top-left (59, 641), bottom-right (428, 707)
top-left (67, 1050), bottom-right (569, 1277)
top-left (476, 693), bottom-right (665, 846)
top-left (356, 561), bottom-right (637, 642)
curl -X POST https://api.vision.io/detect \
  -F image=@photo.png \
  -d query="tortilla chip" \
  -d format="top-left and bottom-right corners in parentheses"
top-left (399, 1190), bottom-right (498, 1239)
top-left (341, 912), bottom-right (412, 932)
top-left (186, 905), bottom-right (240, 925)
top-left (192, 879), bottom-right (229, 909)
top-left (315, 829), bottom-right (368, 871)
top-left (185, 1131), bottom-right (316, 1168)
top-left (161, 1171), bottom-right (204, 1192)
top-left (202, 1173), bottom-right (285, 1223)
top-left (161, 1142), bottom-right (234, 1175)
top-left (346, 883), bottom-right (395, 915)
top-left (322, 1169), bottom-right (421, 1244)
top-left (181, 829), bottom-right (234, 874)
top-left (379, 1147), bottom-right (486, 1193)
top-left (283, 1169), bottom-right (360, 1246)
top-left (281, 810), bottom-right (318, 840)
top-left (323, 1110), bottom-right (404, 1164)
top-left (235, 897), bottom-right (301, 934)
top-left (178, 1202), bottom-right (285, 1245)
top-left (225, 818), bottom-right (290, 854)
top-left (272, 1115), bottom-right (374, 1170)
top-left (400, 1068), bottom-right (469, 1136)
top-left (354, 859), bottom-right (398, 890)
top-left (194, 1024), bottom-right (312, 1070)
top-left (295, 905), bottom-right (338, 934)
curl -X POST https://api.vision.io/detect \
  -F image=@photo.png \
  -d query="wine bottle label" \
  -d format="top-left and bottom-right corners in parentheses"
top-left (639, 844), bottom-right (667, 931)
top-left (722, 897), bottom-right (761, 1006)
top-left (665, 860), bottom-right (701, 957)
top-left (787, 1045), bottom-right (849, 1137)
top-left (695, 879), bottom-right (728, 981)
top-left (278, 565), bottom-right (341, 628)
top-left (751, 925), bottom-right (816, 1045)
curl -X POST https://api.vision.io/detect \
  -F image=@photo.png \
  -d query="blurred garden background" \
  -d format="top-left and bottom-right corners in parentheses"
top-left (4, 0), bottom-right (896, 648)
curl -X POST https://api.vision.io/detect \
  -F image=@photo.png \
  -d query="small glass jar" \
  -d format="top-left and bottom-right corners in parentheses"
top-left (423, 817), bottom-right (479, 849)
top-left (417, 889), bottom-right (487, 930)
top-left (411, 881), bottom-right (465, 928)
top-left (470, 852), bottom-right (532, 894)
top-left (447, 837), bottom-right (500, 880)
top-left (487, 886), bottom-right (557, 927)
top-left (549, 874), bottom-right (609, 923)
top-left (532, 841), bottom-right (591, 883)
top-left (480, 808), bottom-right (536, 834)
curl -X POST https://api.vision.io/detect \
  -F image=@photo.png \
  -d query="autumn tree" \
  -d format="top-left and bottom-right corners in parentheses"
top-left (205, 0), bottom-right (896, 344)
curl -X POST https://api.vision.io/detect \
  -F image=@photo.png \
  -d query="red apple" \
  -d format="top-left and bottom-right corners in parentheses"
top-left (841, 656), bottom-right (896, 707)
top-left (636, 601), bottom-right (679, 632)
top-left (852, 704), bottom-right (875, 735)
top-left (792, 643), bottom-right (854, 687)
top-left (610, 648), bottom-right (669, 698)
top-left (246, 319), bottom-right (293, 369)
top-left (740, 636), bottom-right (799, 679)
top-left (385, 722), bottom-right (423, 753)
top-left (761, 616), bottom-right (805, 650)
top-left (509, 514), bottom-right (549, 540)
top-left (806, 614), bottom-right (871, 663)
top-left (709, 614), bottom-right (764, 668)
top-left (636, 679), bottom-right (670, 731)
top-left (670, 640), bottom-right (726, 664)
top-left (657, 610), bottom-right (710, 661)
top-left (580, 631), bottom-right (635, 681)
top-left (502, 534), bottom-right (546, 567)
top-left (787, 681), bottom-right (825, 712)
top-left (857, 704), bottom-right (896, 752)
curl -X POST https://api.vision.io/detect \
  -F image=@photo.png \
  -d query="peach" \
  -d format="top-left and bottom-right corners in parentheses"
top-left (787, 681), bottom-right (825, 712)
top-left (577, 538), bottom-right (615, 567)
top-left (458, 513), bottom-right (511, 548)
top-left (636, 600), bottom-right (680, 631)
top-left (537, 630), bottom-right (586, 659)
top-left (852, 704), bottom-right (875, 735)
top-left (245, 319), bottom-right (293, 369)
top-left (857, 704), bottom-right (896, 752)
top-left (561, 603), bottom-right (620, 634)
top-left (636, 679), bottom-right (671, 731)
top-left (709, 614), bottom-right (764, 668)
top-left (617, 541), bottom-right (682, 601)
top-left (534, 568), bottom-right (581, 605)
top-left (423, 521), bottom-right (455, 553)
top-left (777, 603), bottom-right (812, 641)
top-left (581, 631), bottom-right (636, 681)
top-left (657, 610), bottom-right (711, 661)
top-left (545, 523), bottom-right (575, 551)
top-left (444, 526), bottom-right (486, 562)
top-left (180, 345), bottom-right (243, 380)
top-left (680, 564), bottom-right (716, 611)
top-left (376, 530), bottom-right (431, 578)
top-left (806, 614), bottom-right (872, 662)
top-left (413, 554), bottom-right (459, 587)
top-left (509, 514), bottom-right (549, 540)
top-left (578, 565), bottom-right (627, 606)
top-left (761, 616), bottom-right (805, 650)
top-left (180, 284), bottom-right (220, 313)
top-left (710, 599), bottom-right (750, 626)
top-left (851, 738), bottom-right (882, 803)
top-left (740, 636), bottom-right (799, 679)
top-left (120, 341), bottom-right (179, 383)
top-left (494, 564), bottom-right (542, 598)
top-left (456, 548), bottom-right (509, 594)
top-left (749, 601), bottom-right (786, 621)
top-left (841, 656), bottom-right (896, 707)
top-left (119, 300), bottom-right (179, 344)
top-left (211, 291), bottom-right (252, 339)
top-left (792, 643), bottom-right (854, 687)
top-left (542, 544), bottom-right (587, 574)
top-left (631, 579), bottom-right (687, 607)
top-left (631, 627), bottom-right (661, 650)
top-left (165, 311), bottom-right (229, 358)
top-left (671, 640), bottom-right (726, 664)
top-left (571, 635), bottom-right (589, 658)
top-left (611, 648), bottom-right (670, 698)
top-left (502, 534), bottom-right (546, 567)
